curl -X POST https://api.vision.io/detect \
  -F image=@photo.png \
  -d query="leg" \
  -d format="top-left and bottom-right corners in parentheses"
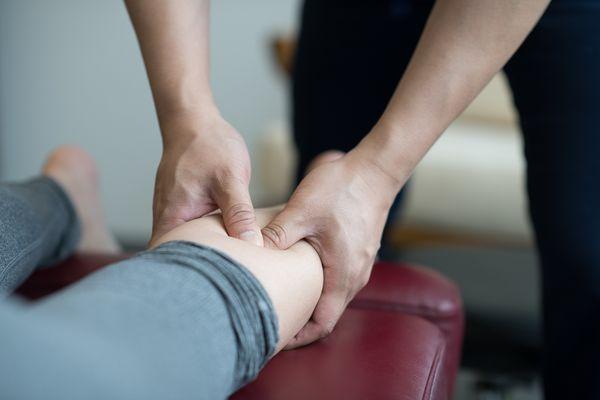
top-left (0, 147), bottom-right (119, 295)
top-left (293, 0), bottom-right (434, 255)
top-left (0, 177), bottom-right (79, 294)
top-left (153, 207), bottom-right (323, 350)
top-left (504, 2), bottom-right (600, 398)
top-left (0, 154), bottom-right (322, 399)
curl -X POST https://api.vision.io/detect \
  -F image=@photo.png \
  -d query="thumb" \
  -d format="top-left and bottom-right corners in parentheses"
top-left (215, 180), bottom-right (263, 246)
top-left (261, 205), bottom-right (309, 250)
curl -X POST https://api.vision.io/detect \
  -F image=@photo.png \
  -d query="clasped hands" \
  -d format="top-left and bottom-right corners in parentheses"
top-left (151, 112), bottom-right (402, 348)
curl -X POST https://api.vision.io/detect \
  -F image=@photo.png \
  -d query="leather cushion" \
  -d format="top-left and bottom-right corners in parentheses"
top-left (232, 308), bottom-right (447, 400)
top-left (352, 261), bottom-right (464, 396)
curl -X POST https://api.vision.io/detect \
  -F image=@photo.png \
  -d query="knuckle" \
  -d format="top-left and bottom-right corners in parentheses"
top-left (262, 222), bottom-right (288, 248)
top-left (224, 203), bottom-right (256, 227)
top-left (328, 214), bottom-right (345, 234)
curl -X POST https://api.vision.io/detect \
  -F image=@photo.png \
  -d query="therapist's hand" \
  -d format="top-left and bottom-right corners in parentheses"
top-left (262, 148), bottom-right (403, 348)
top-left (151, 113), bottom-right (262, 246)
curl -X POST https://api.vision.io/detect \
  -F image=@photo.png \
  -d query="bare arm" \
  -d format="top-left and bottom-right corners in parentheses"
top-left (125, 0), bottom-right (263, 246)
top-left (152, 207), bottom-right (323, 352)
top-left (124, 0), bottom-right (213, 124)
top-left (263, 0), bottom-right (550, 348)
top-left (358, 0), bottom-right (551, 184)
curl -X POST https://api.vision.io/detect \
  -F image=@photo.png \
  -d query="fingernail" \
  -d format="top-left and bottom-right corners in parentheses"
top-left (239, 230), bottom-right (260, 245)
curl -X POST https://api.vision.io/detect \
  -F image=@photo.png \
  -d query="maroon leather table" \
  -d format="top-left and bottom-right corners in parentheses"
top-left (17, 255), bottom-right (464, 400)
top-left (233, 309), bottom-right (447, 400)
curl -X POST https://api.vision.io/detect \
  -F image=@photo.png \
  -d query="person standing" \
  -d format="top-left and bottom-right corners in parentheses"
top-left (291, 1), bottom-right (600, 398)
top-left (124, 1), bottom-right (599, 397)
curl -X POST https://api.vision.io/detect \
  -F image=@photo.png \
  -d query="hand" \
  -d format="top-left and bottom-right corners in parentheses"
top-left (150, 113), bottom-right (263, 246)
top-left (261, 148), bottom-right (403, 348)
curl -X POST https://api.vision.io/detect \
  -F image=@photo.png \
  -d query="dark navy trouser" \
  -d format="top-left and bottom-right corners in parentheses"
top-left (293, 1), bottom-right (600, 398)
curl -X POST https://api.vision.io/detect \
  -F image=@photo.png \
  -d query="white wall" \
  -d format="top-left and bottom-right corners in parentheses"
top-left (0, 0), bottom-right (300, 243)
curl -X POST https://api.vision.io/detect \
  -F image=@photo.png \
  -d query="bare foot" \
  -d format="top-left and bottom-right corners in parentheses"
top-left (305, 150), bottom-right (345, 175)
top-left (42, 146), bottom-right (121, 254)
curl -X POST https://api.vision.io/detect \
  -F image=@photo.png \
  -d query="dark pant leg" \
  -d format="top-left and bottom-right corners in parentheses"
top-left (0, 177), bottom-right (80, 295)
top-left (504, 2), bottom-right (600, 398)
top-left (293, 0), bottom-right (434, 256)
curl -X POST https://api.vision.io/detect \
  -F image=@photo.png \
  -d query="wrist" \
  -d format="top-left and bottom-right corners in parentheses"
top-left (343, 149), bottom-right (403, 209)
top-left (153, 78), bottom-right (218, 122)
top-left (350, 124), bottom-right (414, 196)
top-left (159, 105), bottom-right (223, 150)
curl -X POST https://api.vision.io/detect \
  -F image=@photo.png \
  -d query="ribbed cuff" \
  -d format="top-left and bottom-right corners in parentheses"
top-left (139, 240), bottom-right (279, 389)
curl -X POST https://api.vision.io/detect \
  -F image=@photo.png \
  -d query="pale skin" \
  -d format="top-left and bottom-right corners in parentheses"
top-left (44, 146), bottom-right (324, 353)
top-left (125, 0), bottom-right (550, 347)
top-left (152, 206), bottom-right (323, 352)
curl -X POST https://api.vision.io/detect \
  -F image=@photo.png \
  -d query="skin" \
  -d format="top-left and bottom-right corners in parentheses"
top-left (42, 147), bottom-right (121, 254)
top-left (124, 0), bottom-right (263, 246)
top-left (45, 146), bottom-right (322, 354)
top-left (125, 0), bottom-right (550, 348)
top-left (151, 206), bottom-right (323, 353)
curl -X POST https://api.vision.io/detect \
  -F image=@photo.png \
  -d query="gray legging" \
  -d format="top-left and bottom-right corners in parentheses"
top-left (0, 177), bottom-right (278, 399)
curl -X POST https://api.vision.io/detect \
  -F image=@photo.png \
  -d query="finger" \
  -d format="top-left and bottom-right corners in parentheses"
top-left (283, 290), bottom-right (347, 349)
top-left (214, 180), bottom-right (263, 246)
top-left (284, 321), bottom-right (324, 350)
top-left (261, 205), bottom-right (310, 250)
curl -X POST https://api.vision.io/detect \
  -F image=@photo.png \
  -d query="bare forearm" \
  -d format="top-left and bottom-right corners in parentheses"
top-left (125, 0), bottom-right (217, 135)
top-left (152, 206), bottom-right (324, 352)
top-left (356, 0), bottom-right (550, 188)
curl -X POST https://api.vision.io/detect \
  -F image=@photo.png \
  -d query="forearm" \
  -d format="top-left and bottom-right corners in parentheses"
top-left (356, 0), bottom-right (550, 189)
top-left (125, 0), bottom-right (217, 138)
top-left (152, 206), bottom-right (324, 352)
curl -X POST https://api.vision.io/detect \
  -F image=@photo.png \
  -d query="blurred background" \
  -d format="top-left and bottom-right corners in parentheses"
top-left (0, 0), bottom-right (541, 398)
